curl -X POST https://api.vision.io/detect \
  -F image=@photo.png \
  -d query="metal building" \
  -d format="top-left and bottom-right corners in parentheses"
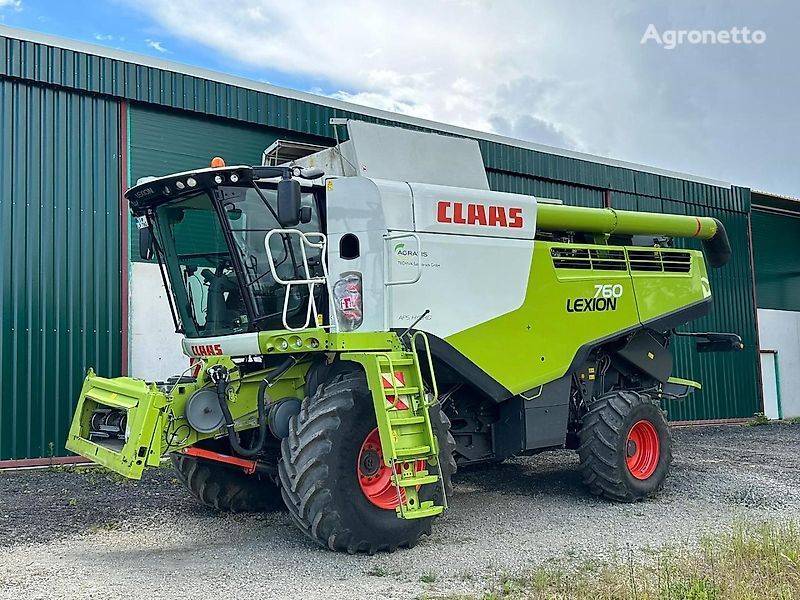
top-left (0, 25), bottom-right (785, 461)
top-left (751, 191), bottom-right (800, 420)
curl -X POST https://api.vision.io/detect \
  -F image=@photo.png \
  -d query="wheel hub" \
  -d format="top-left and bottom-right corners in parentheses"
top-left (359, 449), bottom-right (381, 477)
top-left (626, 440), bottom-right (637, 457)
top-left (625, 419), bottom-right (660, 480)
top-left (357, 428), bottom-right (426, 510)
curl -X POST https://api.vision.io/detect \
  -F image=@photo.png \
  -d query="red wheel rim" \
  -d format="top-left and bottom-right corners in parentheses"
top-left (357, 428), bottom-right (424, 510)
top-left (626, 420), bottom-right (660, 480)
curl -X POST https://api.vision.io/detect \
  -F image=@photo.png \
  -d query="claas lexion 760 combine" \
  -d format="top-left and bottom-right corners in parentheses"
top-left (67, 120), bottom-right (741, 553)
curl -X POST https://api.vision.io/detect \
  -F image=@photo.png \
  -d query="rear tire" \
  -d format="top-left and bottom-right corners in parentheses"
top-left (577, 390), bottom-right (672, 502)
top-left (278, 367), bottom-right (456, 554)
top-left (171, 440), bottom-right (284, 513)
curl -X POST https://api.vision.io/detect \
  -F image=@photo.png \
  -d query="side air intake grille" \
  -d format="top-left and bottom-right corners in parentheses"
top-left (628, 250), bottom-right (692, 273)
top-left (551, 247), bottom-right (627, 271)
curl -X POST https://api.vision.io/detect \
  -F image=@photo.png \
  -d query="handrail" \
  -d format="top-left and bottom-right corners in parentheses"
top-left (263, 229), bottom-right (334, 331)
top-left (410, 331), bottom-right (447, 509)
top-left (411, 331), bottom-right (439, 407)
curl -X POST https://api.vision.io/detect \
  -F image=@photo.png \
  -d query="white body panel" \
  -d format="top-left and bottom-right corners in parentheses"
top-left (181, 332), bottom-right (262, 358)
top-left (387, 232), bottom-right (534, 337)
top-left (325, 177), bottom-right (414, 233)
top-left (325, 177), bottom-right (405, 333)
top-left (411, 182), bottom-right (537, 240)
top-left (294, 120), bottom-right (490, 190)
top-left (325, 175), bottom-right (537, 337)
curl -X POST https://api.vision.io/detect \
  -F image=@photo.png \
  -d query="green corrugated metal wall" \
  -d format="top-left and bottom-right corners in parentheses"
top-left (129, 105), bottom-right (325, 181)
top-left (0, 34), bottom-right (753, 213)
top-left (0, 79), bottom-right (122, 460)
top-left (128, 105), bottom-right (323, 259)
top-left (0, 32), bottom-right (763, 459)
top-left (751, 209), bottom-right (800, 311)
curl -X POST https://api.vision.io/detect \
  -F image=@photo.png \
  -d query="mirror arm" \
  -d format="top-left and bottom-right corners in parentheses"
top-left (249, 181), bottom-right (281, 223)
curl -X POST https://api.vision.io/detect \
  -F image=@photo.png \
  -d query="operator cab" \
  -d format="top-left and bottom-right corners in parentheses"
top-left (126, 164), bottom-right (326, 338)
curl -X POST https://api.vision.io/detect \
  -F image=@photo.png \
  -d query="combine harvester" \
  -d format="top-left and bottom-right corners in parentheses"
top-left (67, 120), bottom-right (741, 553)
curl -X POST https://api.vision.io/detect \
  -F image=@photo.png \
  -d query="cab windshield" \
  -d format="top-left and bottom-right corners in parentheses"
top-left (153, 184), bottom-right (322, 337)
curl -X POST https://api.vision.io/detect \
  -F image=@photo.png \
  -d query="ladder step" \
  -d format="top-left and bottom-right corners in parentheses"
top-left (398, 501), bottom-right (444, 520)
top-left (393, 474), bottom-right (439, 487)
top-left (395, 445), bottom-right (431, 458)
top-left (389, 415), bottom-right (426, 426)
top-left (378, 357), bottom-right (415, 366)
top-left (382, 386), bottom-right (419, 396)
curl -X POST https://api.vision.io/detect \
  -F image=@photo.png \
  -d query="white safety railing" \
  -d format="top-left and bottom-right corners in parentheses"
top-left (264, 229), bottom-right (336, 332)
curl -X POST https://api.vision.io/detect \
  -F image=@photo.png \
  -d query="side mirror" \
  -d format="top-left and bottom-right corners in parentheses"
top-left (139, 226), bottom-right (154, 260)
top-left (277, 178), bottom-right (301, 227)
top-left (299, 205), bottom-right (313, 224)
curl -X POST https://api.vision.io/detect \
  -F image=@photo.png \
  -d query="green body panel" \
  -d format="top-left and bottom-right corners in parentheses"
top-left (257, 329), bottom-right (404, 354)
top-left (447, 242), bottom-right (709, 394)
top-left (66, 354), bottom-right (309, 479)
top-left (609, 197), bottom-right (759, 422)
top-left (65, 370), bottom-right (166, 478)
top-left (666, 376), bottom-right (702, 390)
top-left (631, 253), bottom-right (710, 322)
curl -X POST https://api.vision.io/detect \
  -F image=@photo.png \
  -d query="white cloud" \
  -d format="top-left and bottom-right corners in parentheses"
top-left (145, 39), bottom-right (168, 53)
top-left (0, 0), bottom-right (22, 10)
top-left (125, 0), bottom-right (798, 195)
top-left (94, 33), bottom-right (114, 41)
top-left (125, 1), bottom-right (594, 145)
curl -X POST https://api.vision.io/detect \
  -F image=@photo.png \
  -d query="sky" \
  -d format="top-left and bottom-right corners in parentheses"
top-left (1, 0), bottom-right (797, 197)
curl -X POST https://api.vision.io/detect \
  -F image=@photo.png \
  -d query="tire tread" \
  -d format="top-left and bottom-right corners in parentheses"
top-left (577, 389), bottom-right (672, 503)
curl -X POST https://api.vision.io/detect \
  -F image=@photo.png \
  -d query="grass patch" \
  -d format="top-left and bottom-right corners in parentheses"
top-left (87, 520), bottom-right (122, 533)
top-left (747, 412), bottom-right (770, 426)
top-left (367, 565), bottom-right (389, 577)
top-left (435, 520), bottom-right (800, 600)
top-left (46, 463), bottom-right (137, 485)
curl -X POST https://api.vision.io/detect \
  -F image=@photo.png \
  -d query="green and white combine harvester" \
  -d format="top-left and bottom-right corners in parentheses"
top-left (67, 120), bottom-right (742, 553)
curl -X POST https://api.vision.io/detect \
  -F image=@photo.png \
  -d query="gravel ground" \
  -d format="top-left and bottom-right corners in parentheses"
top-left (1, 423), bottom-right (798, 599)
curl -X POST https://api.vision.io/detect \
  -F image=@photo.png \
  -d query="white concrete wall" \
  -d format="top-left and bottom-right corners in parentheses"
top-left (129, 261), bottom-right (189, 381)
top-left (758, 308), bottom-right (800, 419)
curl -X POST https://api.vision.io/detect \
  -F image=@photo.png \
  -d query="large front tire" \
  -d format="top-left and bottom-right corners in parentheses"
top-left (278, 368), bottom-right (456, 554)
top-left (577, 390), bottom-right (672, 502)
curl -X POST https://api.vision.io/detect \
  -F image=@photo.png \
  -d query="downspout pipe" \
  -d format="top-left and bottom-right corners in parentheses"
top-left (535, 204), bottom-right (732, 268)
